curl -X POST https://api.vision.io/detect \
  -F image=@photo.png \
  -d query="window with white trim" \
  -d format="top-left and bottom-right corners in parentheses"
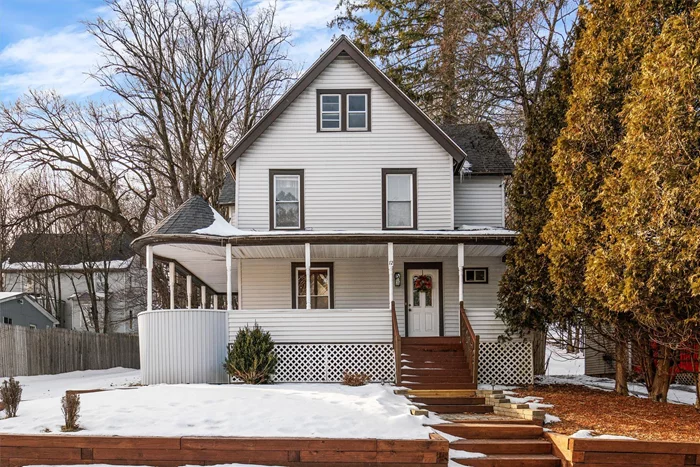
top-left (464, 267), bottom-right (488, 284)
top-left (273, 174), bottom-right (301, 229)
top-left (384, 171), bottom-right (415, 229)
top-left (347, 94), bottom-right (367, 130)
top-left (295, 267), bottom-right (331, 309)
top-left (319, 94), bottom-right (341, 131)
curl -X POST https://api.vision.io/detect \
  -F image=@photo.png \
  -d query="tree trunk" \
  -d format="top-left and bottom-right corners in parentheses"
top-left (649, 346), bottom-right (672, 402)
top-left (614, 340), bottom-right (629, 396)
top-left (695, 373), bottom-right (699, 409)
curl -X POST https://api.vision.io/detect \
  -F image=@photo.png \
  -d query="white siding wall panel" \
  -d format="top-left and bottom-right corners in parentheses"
top-left (229, 309), bottom-right (392, 343)
top-left (237, 57), bottom-right (454, 231)
top-left (138, 309), bottom-right (228, 384)
top-left (454, 176), bottom-right (504, 227)
top-left (238, 256), bottom-right (510, 343)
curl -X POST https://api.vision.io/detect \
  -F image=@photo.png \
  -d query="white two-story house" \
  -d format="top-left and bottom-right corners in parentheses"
top-left (133, 36), bottom-right (531, 387)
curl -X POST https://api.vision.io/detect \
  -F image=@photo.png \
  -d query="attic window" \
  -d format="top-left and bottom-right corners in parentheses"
top-left (317, 89), bottom-right (371, 132)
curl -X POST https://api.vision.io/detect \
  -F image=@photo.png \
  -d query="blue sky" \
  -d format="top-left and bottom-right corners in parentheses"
top-left (0, 0), bottom-right (343, 101)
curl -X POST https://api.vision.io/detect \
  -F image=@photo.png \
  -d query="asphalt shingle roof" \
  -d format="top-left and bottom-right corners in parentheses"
top-left (441, 123), bottom-right (515, 175)
top-left (218, 173), bottom-right (235, 205)
top-left (7, 233), bottom-right (133, 265)
top-left (148, 195), bottom-right (215, 235)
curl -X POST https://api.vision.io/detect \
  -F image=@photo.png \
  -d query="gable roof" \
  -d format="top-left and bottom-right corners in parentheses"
top-left (224, 35), bottom-right (467, 165)
top-left (0, 292), bottom-right (59, 325)
top-left (441, 123), bottom-right (515, 175)
top-left (7, 233), bottom-right (134, 266)
top-left (218, 173), bottom-right (236, 206)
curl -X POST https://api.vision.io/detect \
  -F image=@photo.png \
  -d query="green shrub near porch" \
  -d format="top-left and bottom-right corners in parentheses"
top-left (224, 325), bottom-right (277, 384)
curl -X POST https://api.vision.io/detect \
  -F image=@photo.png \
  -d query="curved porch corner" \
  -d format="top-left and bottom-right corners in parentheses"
top-left (138, 309), bottom-right (229, 385)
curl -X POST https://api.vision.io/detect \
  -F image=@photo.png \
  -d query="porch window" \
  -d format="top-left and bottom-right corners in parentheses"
top-left (382, 169), bottom-right (417, 229)
top-left (464, 267), bottom-right (488, 284)
top-left (292, 262), bottom-right (334, 309)
top-left (269, 170), bottom-right (304, 230)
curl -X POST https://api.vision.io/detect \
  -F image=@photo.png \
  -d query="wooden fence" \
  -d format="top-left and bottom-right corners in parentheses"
top-left (0, 324), bottom-right (139, 377)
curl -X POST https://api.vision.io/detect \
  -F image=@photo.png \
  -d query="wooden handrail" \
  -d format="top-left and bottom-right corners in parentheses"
top-left (460, 301), bottom-right (479, 385)
top-left (390, 301), bottom-right (402, 384)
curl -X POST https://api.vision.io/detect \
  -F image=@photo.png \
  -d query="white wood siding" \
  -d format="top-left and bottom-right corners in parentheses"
top-left (454, 176), bottom-right (504, 227)
top-left (237, 56), bottom-right (454, 230)
top-left (229, 309), bottom-right (392, 343)
top-left (237, 256), bottom-right (510, 343)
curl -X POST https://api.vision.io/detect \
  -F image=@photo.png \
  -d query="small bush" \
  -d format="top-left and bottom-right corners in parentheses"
top-left (224, 324), bottom-right (277, 384)
top-left (0, 377), bottom-right (22, 418)
top-left (61, 392), bottom-right (81, 432)
top-left (342, 371), bottom-right (371, 386)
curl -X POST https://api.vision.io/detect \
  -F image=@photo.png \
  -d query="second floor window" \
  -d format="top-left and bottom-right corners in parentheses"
top-left (270, 170), bottom-right (304, 230)
top-left (317, 89), bottom-right (371, 132)
top-left (320, 94), bottom-right (341, 131)
top-left (347, 94), bottom-right (367, 130)
top-left (382, 169), bottom-right (417, 229)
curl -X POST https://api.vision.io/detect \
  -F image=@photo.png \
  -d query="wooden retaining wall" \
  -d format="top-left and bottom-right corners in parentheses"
top-left (0, 434), bottom-right (449, 467)
top-left (547, 432), bottom-right (700, 466)
top-left (0, 324), bottom-right (139, 377)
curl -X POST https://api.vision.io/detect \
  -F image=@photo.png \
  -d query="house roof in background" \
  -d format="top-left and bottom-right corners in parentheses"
top-left (218, 173), bottom-right (236, 206)
top-left (224, 35), bottom-right (468, 165)
top-left (441, 123), bottom-right (515, 175)
top-left (6, 232), bottom-right (134, 267)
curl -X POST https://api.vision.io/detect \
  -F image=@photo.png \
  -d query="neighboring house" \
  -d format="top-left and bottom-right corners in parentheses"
top-left (134, 36), bottom-right (531, 386)
top-left (0, 292), bottom-right (58, 329)
top-left (2, 233), bottom-right (145, 333)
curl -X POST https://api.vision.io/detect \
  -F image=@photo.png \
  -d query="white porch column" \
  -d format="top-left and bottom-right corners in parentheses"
top-left (186, 275), bottom-right (192, 309)
top-left (387, 242), bottom-right (394, 306)
top-left (200, 285), bottom-right (206, 309)
top-left (305, 243), bottom-right (311, 310)
top-left (458, 243), bottom-right (465, 304)
top-left (213, 294), bottom-right (219, 310)
top-left (146, 245), bottom-right (153, 311)
top-left (226, 243), bottom-right (233, 311)
top-left (237, 258), bottom-right (242, 310)
top-left (169, 262), bottom-right (176, 309)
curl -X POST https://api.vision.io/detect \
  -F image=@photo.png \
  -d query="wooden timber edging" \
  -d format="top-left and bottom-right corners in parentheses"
top-left (545, 432), bottom-right (700, 466)
top-left (0, 433), bottom-right (449, 467)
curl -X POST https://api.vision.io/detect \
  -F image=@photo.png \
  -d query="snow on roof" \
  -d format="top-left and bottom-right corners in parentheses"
top-left (3, 257), bottom-right (134, 271)
top-left (0, 291), bottom-right (25, 301)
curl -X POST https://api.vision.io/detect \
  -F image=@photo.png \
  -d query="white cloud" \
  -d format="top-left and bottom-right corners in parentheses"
top-left (0, 26), bottom-right (104, 100)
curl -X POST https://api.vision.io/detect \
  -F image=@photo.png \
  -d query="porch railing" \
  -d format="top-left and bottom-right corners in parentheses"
top-left (460, 301), bottom-right (480, 385)
top-left (390, 301), bottom-right (401, 384)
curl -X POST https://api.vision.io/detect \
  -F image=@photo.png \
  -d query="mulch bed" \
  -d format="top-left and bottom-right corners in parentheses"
top-left (513, 384), bottom-right (700, 442)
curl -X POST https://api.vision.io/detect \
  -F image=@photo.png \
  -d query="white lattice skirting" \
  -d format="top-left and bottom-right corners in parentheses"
top-left (478, 341), bottom-right (533, 386)
top-left (230, 343), bottom-right (395, 383)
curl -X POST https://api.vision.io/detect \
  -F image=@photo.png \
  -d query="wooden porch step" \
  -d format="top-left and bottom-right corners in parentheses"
top-left (419, 404), bottom-right (493, 414)
top-left (432, 423), bottom-right (543, 439)
top-left (402, 344), bottom-right (463, 352)
top-left (409, 397), bottom-right (486, 405)
top-left (402, 375), bottom-right (472, 384)
top-left (402, 361), bottom-right (469, 369)
top-left (402, 337), bottom-right (461, 345)
top-left (402, 382), bottom-right (477, 390)
top-left (451, 454), bottom-right (560, 467)
top-left (395, 389), bottom-right (477, 397)
top-left (401, 368), bottom-right (468, 377)
top-left (401, 354), bottom-right (467, 362)
top-left (451, 439), bottom-right (552, 455)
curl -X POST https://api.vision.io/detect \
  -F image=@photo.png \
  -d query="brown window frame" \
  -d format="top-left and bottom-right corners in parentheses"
top-left (382, 168), bottom-right (418, 230)
top-left (317, 89), bottom-right (372, 132)
top-left (269, 169), bottom-right (305, 230)
top-left (463, 267), bottom-right (489, 284)
top-left (291, 262), bottom-right (335, 309)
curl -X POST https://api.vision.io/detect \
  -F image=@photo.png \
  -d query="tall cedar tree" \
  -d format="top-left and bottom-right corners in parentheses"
top-left (497, 57), bottom-right (572, 337)
top-left (541, 0), bottom-right (695, 398)
top-left (587, 8), bottom-right (700, 405)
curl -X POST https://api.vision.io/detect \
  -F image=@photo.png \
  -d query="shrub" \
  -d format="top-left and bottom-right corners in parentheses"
top-left (224, 324), bottom-right (277, 384)
top-left (342, 371), bottom-right (371, 386)
top-left (61, 392), bottom-right (81, 432)
top-left (0, 377), bottom-right (22, 418)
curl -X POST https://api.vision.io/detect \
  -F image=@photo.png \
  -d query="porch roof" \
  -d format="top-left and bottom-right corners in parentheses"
top-left (132, 196), bottom-right (518, 254)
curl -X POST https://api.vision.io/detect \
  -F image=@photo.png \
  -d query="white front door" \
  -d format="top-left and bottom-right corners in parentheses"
top-left (407, 268), bottom-right (440, 337)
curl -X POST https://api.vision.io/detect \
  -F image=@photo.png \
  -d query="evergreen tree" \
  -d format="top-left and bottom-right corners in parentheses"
top-left (497, 57), bottom-right (572, 337)
top-left (541, 0), bottom-right (694, 396)
top-left (587, 8), bottom-right (700, 405)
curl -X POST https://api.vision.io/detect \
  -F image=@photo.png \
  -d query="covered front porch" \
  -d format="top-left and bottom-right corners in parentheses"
top-left (132, 198), bottom-right (531, 386)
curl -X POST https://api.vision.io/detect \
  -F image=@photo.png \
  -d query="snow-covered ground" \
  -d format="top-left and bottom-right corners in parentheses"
top-left (545, 345), bottom-right (585, 376)
top-left (0, 382), bottom-right (432, 439)
top-left (6, 368), bottom-right (141, 401)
